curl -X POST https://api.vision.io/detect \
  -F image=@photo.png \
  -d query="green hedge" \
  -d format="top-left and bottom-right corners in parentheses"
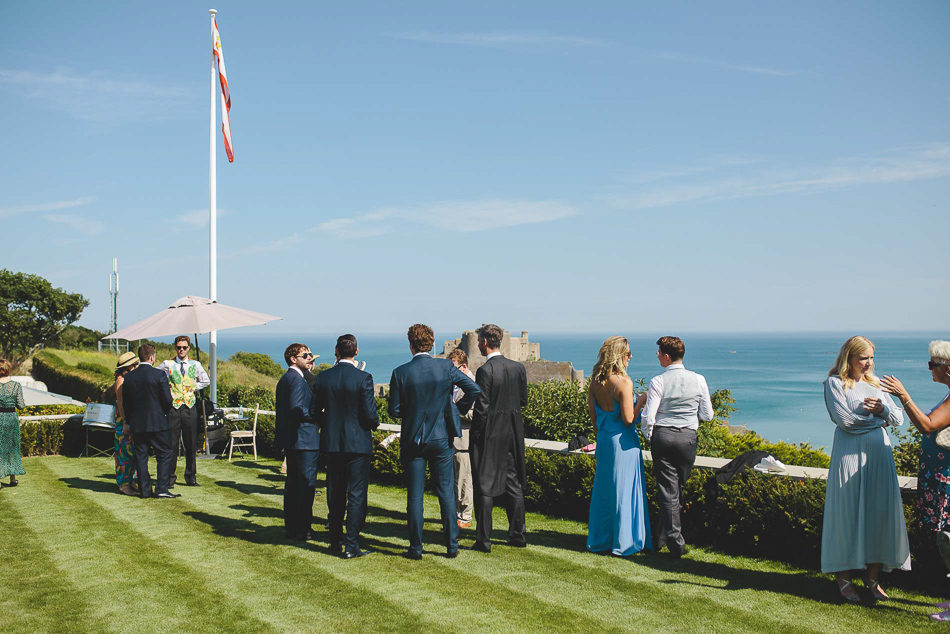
top-left (31, 350), bottom-right (112, 403)
top-left (228, 351), bottom-right (284, 378)
top-left (18, 404), bottom-right (86, 457)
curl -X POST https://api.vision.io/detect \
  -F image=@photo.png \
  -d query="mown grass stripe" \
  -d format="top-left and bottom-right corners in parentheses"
top-left (0, 487), bottom-right (100, 633)
top-left (20, 459), bottom-right (276, 634)
top-left (40, 457), bottom-right (441, 633)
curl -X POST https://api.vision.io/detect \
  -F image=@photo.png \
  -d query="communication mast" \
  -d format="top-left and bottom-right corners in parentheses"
top-left (109, 258), bottom-right (119, 353)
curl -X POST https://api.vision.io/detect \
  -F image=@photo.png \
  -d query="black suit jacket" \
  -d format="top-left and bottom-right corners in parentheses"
top-left (388, 354), bottom-right (480, 459)
top-left (471, 355), bottom-right (528, 496)
top-left (275, 369), bottom-right (318, 451)
top-left (122, 363), bottom-right (173, 434)
top-left (312, 362), bottom-right (380, 455)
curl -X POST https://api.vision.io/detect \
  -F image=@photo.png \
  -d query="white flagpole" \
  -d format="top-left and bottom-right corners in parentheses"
top-left (209, 8), bottom-right (218, 405)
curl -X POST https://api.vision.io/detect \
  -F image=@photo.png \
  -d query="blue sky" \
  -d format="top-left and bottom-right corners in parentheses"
top-left (1, 1), bottom-right (948, 335)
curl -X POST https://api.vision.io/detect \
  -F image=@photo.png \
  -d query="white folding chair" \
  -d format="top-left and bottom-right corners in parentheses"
top-left (228, 403), bottom-right (259, 461)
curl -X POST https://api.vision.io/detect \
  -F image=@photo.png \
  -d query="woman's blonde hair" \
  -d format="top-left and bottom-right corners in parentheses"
top-left (592, 336), bottom-right (630, 385)
top-left (829, 335), bottom-right (880, 389)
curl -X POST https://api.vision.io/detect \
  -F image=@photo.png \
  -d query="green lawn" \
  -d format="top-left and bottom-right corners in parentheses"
top-left (1, 456), bottom-right (944, 633)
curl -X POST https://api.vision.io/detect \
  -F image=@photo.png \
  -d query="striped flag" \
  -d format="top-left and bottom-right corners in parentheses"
top-left (212, 17), bottom-right (233, 162)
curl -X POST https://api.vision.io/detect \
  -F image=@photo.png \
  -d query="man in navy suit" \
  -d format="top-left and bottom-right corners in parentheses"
top-left (388, 323), bottom-right (480, 559)
top-left (312, 334), bottom-right (380, 559)
top-left (122, 343), bottom-right (178, 499)
top-left (275, 342), bottom-right (318, 540)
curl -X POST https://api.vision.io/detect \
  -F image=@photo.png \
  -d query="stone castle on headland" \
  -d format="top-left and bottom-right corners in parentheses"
top-left (436, 327), bottom-right (584, 384)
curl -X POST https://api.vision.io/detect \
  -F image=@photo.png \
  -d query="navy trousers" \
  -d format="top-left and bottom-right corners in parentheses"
top-left (404, 438), bottom-right (458, 556)
top-left (132, 430), bottom-right (173, 497)
top-left (325, 452), bottom-right (371, 553)
top-left (284, 449), bottom-right (318, 538)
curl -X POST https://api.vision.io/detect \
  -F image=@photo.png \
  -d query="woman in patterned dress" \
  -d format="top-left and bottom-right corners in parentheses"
top-left (0, 359), bottom-right (26, 488)
top-left (112, 352), bottom-right (140, 496)
top-left (882, 340), bottom-right (950, 621)
top-left (821, 336), bottom-right (909, 603)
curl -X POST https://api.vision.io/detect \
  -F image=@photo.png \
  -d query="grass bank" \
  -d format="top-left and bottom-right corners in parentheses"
top-left (0, 456), bottom-right (944, 633)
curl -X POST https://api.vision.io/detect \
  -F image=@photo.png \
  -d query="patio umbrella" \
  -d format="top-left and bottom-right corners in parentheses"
top-left (21, 384), bottom-right (85, 407)
top-left (102, 295), bottom-right (281, 341)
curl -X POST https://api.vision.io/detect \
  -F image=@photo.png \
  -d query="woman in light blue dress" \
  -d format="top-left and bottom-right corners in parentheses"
top-left (587, 336), bottom-right (652, 556)
top-left (821, 336), bottom-right (910, 603)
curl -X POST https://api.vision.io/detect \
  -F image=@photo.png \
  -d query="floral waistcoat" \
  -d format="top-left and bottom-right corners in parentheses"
top-left (168, 361), bottom-right (199, 409)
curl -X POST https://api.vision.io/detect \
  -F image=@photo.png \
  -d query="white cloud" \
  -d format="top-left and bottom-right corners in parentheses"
top-left (0, 68), bottom-right (193, 122)
top-left (172, 208), bottom-right (231, 229)
top-left (606, 143), bottom-right (950, 209)
top-left (0, 196), bottom-right (95, 218)
top-left (652, 52), bottom-right (802, 77)
top-left (389, 31), bottom-right (608, 49)
top-left (44, 213), bottom-right (104, 236)
top-left (312, 200), bottom-right (577, 239)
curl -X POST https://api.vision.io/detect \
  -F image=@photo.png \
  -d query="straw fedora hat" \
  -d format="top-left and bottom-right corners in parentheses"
top-left (115, 352), bottom-right (140, 372)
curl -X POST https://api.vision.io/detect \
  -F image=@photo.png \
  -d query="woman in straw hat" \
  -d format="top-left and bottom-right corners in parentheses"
top-left (113, 352), bottom-right (140, 495)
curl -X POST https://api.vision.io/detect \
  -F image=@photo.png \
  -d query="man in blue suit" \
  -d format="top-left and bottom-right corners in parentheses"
top-left (122, 343), bottom-right (177, 499)
top-left (388, 323), bottom-right (480, 559)
top-left (312, 334), bottom-right (380, 559)
top-left (275, 342), bottom-right (318, 540)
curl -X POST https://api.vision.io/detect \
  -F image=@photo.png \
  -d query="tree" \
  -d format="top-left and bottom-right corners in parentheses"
top-left (0, 270), bottom-right (89, 370)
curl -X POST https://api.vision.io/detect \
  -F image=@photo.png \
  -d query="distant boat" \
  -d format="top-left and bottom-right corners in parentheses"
top-left (728, 350), bottom-right (737, 354)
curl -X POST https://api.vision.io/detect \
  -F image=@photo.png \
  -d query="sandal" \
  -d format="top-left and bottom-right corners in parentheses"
top-left (936, 600), bottom-right (950, 610)
top-left (867, 579), bottom-right (889, 602)
top-left (837, 579), bottom-right (861, 603)
top-left (8, 477), bottom-right (17, 487)
top-left (932, 610), bottom-right (950, 622)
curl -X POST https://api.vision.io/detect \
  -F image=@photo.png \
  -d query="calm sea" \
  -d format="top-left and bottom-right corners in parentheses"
top-left (184, 331), bottom-right (948, 450)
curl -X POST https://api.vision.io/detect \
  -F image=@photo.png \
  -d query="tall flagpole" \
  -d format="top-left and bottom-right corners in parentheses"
top-left (208, 8), bottom-right (218, 404)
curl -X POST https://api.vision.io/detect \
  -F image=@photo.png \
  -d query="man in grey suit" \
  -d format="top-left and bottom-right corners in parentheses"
top-left (640, 336), bottom-right (714, 558)
top-left (469, 324), bottom-right (529, 553)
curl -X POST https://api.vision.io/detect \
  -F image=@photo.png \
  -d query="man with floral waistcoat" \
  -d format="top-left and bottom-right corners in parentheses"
top-left (162, 335), bottom-right (210, 487)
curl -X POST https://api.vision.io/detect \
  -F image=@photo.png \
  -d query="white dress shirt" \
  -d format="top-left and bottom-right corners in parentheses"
top-left (162, 358), bottom-right (211, 390)
top-left (640, 363), bottom-right (714, 440)
top-left (486, 351), bottom-right (502, 360)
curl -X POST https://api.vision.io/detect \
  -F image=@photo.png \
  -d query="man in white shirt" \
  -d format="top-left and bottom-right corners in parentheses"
top-left (640, 336), bottom-right (714, 558)
top-left (162, 335), bottom-right (210, 487)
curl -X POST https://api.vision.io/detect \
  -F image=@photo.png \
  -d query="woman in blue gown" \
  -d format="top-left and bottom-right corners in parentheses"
top-left (587, 336), bottom-right (652, 556)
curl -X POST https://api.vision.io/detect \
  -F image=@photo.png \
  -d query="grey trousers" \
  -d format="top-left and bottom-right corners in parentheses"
top-left (651, 426), bottom-right (697, 554)
top-left (454, 451), bottom-right (473, 522)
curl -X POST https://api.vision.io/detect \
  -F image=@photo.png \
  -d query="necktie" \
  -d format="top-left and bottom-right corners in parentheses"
top-left (181, 361), bottom-right (187, 377)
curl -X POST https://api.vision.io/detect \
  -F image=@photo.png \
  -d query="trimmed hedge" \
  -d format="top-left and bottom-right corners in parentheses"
top-left (229, 351), bottom-right (284, 378)
top-left (31, 350), bottom-right (112, 403)
top-left (18, 404), bottom-right (86, 457)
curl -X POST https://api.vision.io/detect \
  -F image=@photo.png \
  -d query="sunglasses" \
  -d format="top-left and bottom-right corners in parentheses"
top-left (176, 345), bottom-right (189, 350)
top-left (929, 361), bottom-right (947, 370)
top-left (297, 352), bottom-right (315, 359)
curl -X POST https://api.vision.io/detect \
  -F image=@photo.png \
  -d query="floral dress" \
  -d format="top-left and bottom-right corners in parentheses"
top-left (0, 380), bottom-right (26, 478)
top-left (114, 378), bottom-right (136, 487)
top-left (917, 393), bottom-right (950, 531)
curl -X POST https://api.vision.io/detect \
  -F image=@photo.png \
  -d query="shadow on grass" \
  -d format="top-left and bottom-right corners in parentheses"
top-left (229, 503), bottom-right (282, 519)
top-left (229, 460), bottom-right (275, 471)
top-left (59, 477), bottom-right (120, 494)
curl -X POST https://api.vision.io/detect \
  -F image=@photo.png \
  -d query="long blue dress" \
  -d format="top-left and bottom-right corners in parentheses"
top-left (587, 393), bottom-right (652, 556)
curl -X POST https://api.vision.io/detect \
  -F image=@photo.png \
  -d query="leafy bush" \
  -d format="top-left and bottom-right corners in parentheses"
top-left (18, 404), bottom-right (86, 456)
top-left (229, 351), bottom-right (283, 378)
top-left (522, 379), bottom-right (591, 442)
top-left (216, 382), bottom-right (275, 411)
top-left (891, 425), bottom-right (921, 477)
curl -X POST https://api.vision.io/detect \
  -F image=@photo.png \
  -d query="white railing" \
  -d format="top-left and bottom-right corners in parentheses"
top-left (20, 407), bottom-right (919, 492)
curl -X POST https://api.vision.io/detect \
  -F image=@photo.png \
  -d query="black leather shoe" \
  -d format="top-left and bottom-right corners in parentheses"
top-left (446, 550), bottom-right (459, 559)
top-left (507, 541), bottom-right (527, 548)
top-left (294, 531), bottom-right (318, 542)
top-left (402, 550), bottom-right (422, 560)
top-left (343, 549), bottom-right (373, 560)
top-left (157, 492), bottom-right (182, 499)
top-left (184, 480), bottom-right (200, 487)
top-left (669, 546), bottom-right (689, 559)
top-left (464, 544), bottom-right (491, 553)
top-left (140, 491), bottom-right (155, 499)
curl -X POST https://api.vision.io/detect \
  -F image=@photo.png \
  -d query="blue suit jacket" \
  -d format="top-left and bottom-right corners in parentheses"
top-left (388, 354), bottom-right (480, 458)
top-left (312, 362), bottom-right (380, 455)
top-left (122, 363), bottom-right (173, 434)
top-left (275, 368), bottom-right (318, 451)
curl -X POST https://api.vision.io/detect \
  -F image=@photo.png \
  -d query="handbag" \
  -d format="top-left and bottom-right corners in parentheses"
top-left (935, 426), bottom-right (950, 450)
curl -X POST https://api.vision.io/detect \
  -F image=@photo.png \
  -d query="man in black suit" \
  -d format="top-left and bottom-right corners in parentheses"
top-left (311, 334), bottom-right (380, 559)
top-left (275, 342), bottom-right (318, 540)
top-left (122, 343), bottom-right (178, 499)
top-left (470, 324), bottom-right (529, 552)
top-left (388, 323), bottom-right (480, 560)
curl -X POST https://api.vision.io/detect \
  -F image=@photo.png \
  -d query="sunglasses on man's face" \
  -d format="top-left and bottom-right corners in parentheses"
top-left (298, 352), bottom-right (315, 359)
top-left (176, 346), bottom-right (189, 351)
top-left (929, 361), bottom-right (947, 370)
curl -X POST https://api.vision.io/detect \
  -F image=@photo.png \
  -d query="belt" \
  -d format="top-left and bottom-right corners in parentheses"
top-left (0, 407), bottom-right (15, 413)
